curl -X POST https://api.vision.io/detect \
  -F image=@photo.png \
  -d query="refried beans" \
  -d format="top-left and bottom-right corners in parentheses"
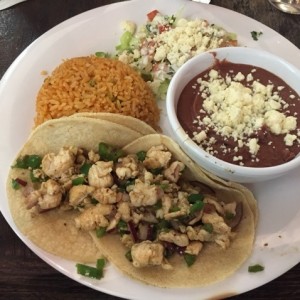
top-left (177, 60), bottom-right (300, 167)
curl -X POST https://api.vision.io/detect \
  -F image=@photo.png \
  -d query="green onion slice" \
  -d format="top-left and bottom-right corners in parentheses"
top-left (125, 250), bottom-right (133, 262)
top-left (29, 170), bottom-right (44, 183)
top-left (156, 219), bottom-right (171, 231)
top-left (98, 142), bottom-right (124, 162)
top-left (96, 227), bottom-right (107, 238)
top-left (80, 163), bottom-right (92, 176)
top-left (248, 264), bottom-right (264, 273)
top-left (76, 263), bottom-right (103, 279)
top-left (183, 253), bottom-right (197, 267)
top-left (117, 220), bottom-right (128, 235)
top-left (190, 200), bottom-right (204, 214)
top-left (96, 258), bottom-right (106, 270)
top-left (136, 150), bottom-right (146, 161)
top-left (202, 223), bottom-right (213, 233)
top-left (72, 176), bottom-right (85, 186)
top-left (188, 193), bottom-right (204, 203)
top-left (11, 179), bottom-right (21, 190)
top-left (13, 155), bottom-right (42, 169)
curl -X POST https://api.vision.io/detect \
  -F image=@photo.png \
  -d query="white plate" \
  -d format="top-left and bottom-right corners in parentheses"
top-left (0, 0), bottom-right (299, 299)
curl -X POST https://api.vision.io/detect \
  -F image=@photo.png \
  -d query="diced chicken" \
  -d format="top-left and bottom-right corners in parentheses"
top-left (142, 170), bottom-right (154, 184)
top-left (68, 185), bottom-right (95, 207)
top-left (129, 179), bottom-right (160, 207)
top-left (88, 150), bottom-right (100, 163)
top-left (164, 193), bottom-right (190, 220)
top-left (26, 179), bottom-right (63, 211)
top-left (143, 145), bottom-right (172, 169)
top-left (185, 241), bottom-right (203, 256)
top-left (186, 226), bottom-right (214, 242)
top-left (141, 212), bottom-right (158, 223)
top-left (163, 161), bottom-right (185, 183)
top-left (92, 187), bottom-right (117, 204)
top-left (88, 161), bottom-right (113, 188)
top-left (120, 234), bottom-right (134, 248)
top-left (132, 211), bottom-right (144, 224)
top-left (215, 234), bottom-right (231, 249)
top-left (118, 202), bottom-right (131, 222)
top-left (158, 230), bottom-right (189, 247)
top-left (74, 204), bottom-right (113, 231)
top-left (204, 197), bottom-right (225, 215)
top-left (202, 212), bottom-right (231, 235)
top-left (31, 169), bottom-right (46, 181)
top-left (25, 190), bottom-right (41, 209)
top-left (161, 194), bottom-right (172, 214)
top-left (42, 147), bottom-right (76, 178)
top-left (223, 202), bottom-right (237, 215)
top-left (131, 241), bottom-right (164, 268)
top-left (115, 155), bottom-right (139, 180)
top-left (106, 212), bottom-right (121, 231)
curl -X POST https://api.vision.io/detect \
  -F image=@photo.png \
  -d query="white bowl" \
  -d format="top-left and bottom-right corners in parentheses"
top-left (166, 47), bottom-right (300, 183)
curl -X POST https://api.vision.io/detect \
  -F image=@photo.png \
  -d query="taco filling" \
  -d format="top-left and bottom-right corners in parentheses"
top-left (11, 142), bottom-right (244, 269)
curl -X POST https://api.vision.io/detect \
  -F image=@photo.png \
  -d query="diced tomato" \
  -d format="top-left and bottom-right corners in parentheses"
top-left (158, 24), bottom-right (171, 33)
top-left (147, 9), bottom-right (159, 21)
top-left (142, 39), bottom-right (156, 48)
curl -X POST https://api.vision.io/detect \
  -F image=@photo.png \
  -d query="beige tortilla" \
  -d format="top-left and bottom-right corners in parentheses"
top-left (90, 134), bottom-right (257, 287)
top-left (69, 112), bottom-right (157, 135)
top-left (6, 117), bottom-right (147, 262)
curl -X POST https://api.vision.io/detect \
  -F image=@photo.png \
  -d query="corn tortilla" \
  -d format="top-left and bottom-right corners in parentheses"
top-left (90, 134), bottom-right (257, 287)
top-left (6, 122), bottom-right (257, 285)
top-left (6, 116), bottom-right (148, 262)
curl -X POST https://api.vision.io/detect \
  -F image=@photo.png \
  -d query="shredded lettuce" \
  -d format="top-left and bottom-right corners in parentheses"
top-left (157, 78), bottom-right (170, 98)
top-left (116, 31), bottom-right (133, 51)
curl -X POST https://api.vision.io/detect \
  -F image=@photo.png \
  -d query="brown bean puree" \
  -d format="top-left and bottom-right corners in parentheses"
top-left (177, 60), bottom-right (300, 167)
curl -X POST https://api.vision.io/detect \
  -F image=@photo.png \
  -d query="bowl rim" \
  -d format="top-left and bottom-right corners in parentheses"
top-left (166, 46), bottom-right (300, 177)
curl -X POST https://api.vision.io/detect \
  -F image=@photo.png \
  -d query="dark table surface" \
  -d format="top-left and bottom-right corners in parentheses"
top-left (0, 0), bottom-right (299, 299)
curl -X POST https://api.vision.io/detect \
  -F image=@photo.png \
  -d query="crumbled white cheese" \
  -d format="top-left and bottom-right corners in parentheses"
top-left (154, 19), bottom-right (225, 69)
top-left (284, 134), bottom-right (297, 146)
top-left (233, 72), bottom-right (245, 81)
top-left (192, 66), bottom-right (299, 159)
top-left (193, 130), bottom-right (207, 143)
top-left (246, 73), bottom-right (254, 82)
top-left (247, 138), bottom-right (260, 155)
top-left (233, 156), bottom-right (243, 161)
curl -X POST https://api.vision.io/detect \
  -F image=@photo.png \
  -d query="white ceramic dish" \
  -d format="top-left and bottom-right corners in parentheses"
top-left (166, 47), bottom-right (300, 183)
top-left (0, 0), bottom-right (300, 299)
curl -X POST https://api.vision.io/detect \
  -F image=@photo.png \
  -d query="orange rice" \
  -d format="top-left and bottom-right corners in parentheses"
top-left (35, 56), bottom-right (160, 129)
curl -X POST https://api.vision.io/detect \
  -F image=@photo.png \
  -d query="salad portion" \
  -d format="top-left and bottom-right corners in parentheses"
top-left (114, 10), bottom-right (237, 99)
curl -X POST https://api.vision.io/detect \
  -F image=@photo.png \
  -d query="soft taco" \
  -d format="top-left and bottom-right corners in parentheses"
top-left (7, 119), bottom-right (257, 286)
top-left (6, 116), bottom-right (151, 262)
top-left (68, 112), bottom-right (157, 136)
top-left (90, 134), bottom-right (257, 287)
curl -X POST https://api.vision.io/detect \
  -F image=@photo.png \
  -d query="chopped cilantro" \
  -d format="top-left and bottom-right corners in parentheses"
top-left (251, 31), bottom-right (263, 41)
top-left (248, 264), bottom-right (264, 273)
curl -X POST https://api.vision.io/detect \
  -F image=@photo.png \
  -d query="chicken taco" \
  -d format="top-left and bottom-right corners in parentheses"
top-left (88, 134), bottom-right (257, 287)
top-left (7, 119), bottom-right (257, 286)
top-left (6, 116), bottom-right (150, 262)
